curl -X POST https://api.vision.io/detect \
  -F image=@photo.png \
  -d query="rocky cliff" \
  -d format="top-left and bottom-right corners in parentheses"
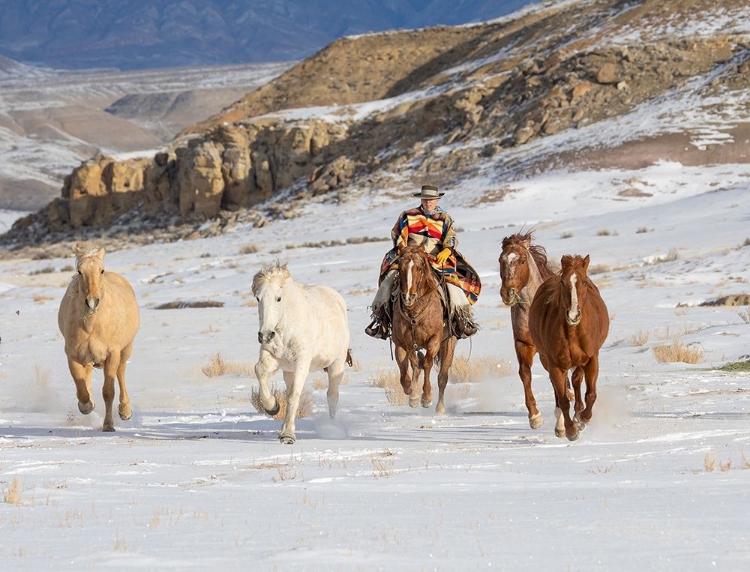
top-left (2, 0), bottom-right (748, 255)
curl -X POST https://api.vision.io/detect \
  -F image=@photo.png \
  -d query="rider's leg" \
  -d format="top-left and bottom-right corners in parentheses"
top-left (366, 270), bottom-right (397, 338)
top-left (446, 283), bottom-right (479, 338)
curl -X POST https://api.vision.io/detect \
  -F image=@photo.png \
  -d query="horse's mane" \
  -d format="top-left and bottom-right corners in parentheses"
top-left (252, 262), bottom-right (291, 295)
top-left (75, 243), bottom-right (104, 267)
top-left (502, 231), bottom-right (555, 280)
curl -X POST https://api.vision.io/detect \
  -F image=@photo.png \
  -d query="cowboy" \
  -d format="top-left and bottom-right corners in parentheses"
top-left (365, 185), bottom-right (481, 340)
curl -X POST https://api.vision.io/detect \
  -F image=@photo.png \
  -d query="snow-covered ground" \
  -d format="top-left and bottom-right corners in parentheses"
top-left (1, 158), bottom-right (749, 569)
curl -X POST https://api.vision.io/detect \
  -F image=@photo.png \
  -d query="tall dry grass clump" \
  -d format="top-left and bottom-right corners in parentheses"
top-left (250, 385), bottom-right (312, 420)
top-left (450, 355), bottom-right (512, 383)
top-left (4, 476), bottom-right (22, 505)
top-left (201, 353), bottom-right (254, 378)
top-left (652, 338), bottom-right (704, 364)
top-left (627, 331), bottom-right (650, 347)
top-left (367, 367), bottom-right (408, 406)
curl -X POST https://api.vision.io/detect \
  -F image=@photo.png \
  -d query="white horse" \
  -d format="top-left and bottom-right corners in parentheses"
top-left (251, 263), bottom-right (351, 444)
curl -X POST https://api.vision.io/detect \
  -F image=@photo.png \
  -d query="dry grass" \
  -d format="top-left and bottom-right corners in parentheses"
top-left (239, 243), bottom-right (259, 255)
top-left (250, 385), bottom-right (312, 420)
top-left (33, 294), bottom-right (56, 303)
top-left (652, 338), bottom-right (704, 364)
top-left (201, 353), bottom-right (254, 378)
top-left (719, 458), bottom-right (732, 472)
top-left (704, 453), bottom-right (715, 472)
top-left (4, 476), bottom-right (22, 505)
top-left (739, 309), bottom-right (750, 324)
top-left (367, 367), bottom-right (408, 406)
top-left (742, 453), bottom-right (750, 469)
top-left (560, 232), bottom-right (574, 239)
top-left (627, 331), bottom-right (650, 347)
top-left (450, 355), bottom-right (512, 383)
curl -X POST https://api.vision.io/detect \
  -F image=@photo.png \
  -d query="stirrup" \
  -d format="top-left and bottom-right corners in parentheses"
top-left (365, 319), bottom-right (388, 340)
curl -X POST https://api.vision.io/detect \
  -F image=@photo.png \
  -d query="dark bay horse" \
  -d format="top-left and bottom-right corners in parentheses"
top-left (499, 231), bottom-right (557, 429)
top-left (528, 254), bottom-right (609, 441)
top-left (392, 244), bottom-right (457, 414)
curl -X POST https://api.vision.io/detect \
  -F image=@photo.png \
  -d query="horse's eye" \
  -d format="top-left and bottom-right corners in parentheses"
top-left (255, 297), bottom-right (259, 302)
top-left (100, 269), bottom-right (105, 275)
top-left (520, 259), bottom-right (526, 264)
top-left (276, 296), bottom-right (281, 302)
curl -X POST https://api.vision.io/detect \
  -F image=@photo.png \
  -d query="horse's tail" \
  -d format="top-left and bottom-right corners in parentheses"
top-left (346, 349), bottom-right (353, 367)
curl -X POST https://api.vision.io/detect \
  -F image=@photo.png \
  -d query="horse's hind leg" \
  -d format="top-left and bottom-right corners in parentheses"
top-left (116, 344), bottom-right (133, 421)
top-left (101, 354), bottom-right (121, 432)
top-left (68, 359), bottom-right (95, 415)
top-left (326, 358), bottom-right (346, 419)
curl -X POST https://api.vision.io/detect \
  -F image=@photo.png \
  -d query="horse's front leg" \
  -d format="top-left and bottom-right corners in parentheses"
top-left (116, 343), bottom-right (133, 421)
top-left (408, 350), bottom-right (422, 408)
top-left (515, 339), bottom-right (542, 428)
top-left (101, 352), bottom-right (121, 432)
top-left (577, 356), bottom-right (599, 426)
top-left (68, 358), bottom-right (95, 415)
top-left (395, 345), bottom-right (412, 396)
top-left (435, 336), bottom-right (456, 415)
top-left (571, 366), bottom-right (585, 429)
top-left (550, 366), bottom-right (577, 441)
top-left (254, 349), bottom-right (281, 416)
top-left (421, 340), bottom-right (439, 410)
top-left (279, 361), bottom-right (311, 445)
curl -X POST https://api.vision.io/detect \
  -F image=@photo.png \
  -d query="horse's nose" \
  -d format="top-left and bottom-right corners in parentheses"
top-left (86, 297), bottom-right (100, 312)
top-left (258, 331), bottom-right (275, 344)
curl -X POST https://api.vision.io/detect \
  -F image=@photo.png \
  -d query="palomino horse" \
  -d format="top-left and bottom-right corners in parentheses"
top-left (499, 231), bottom-right (557, 429)
top-left (58, 244), bottom-right (140, 431)
top-left (392, 244), bottom-right (457, 414)
top-left (528, 254), bottom-right (609, 441)
top-left (252, 263), bottom-right (351, 444)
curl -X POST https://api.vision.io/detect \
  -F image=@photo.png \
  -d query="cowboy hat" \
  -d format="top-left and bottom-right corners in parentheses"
top-left (412, 185), bottom-right (445, 198)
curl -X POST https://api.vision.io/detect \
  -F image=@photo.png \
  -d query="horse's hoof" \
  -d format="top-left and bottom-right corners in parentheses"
top-left (529, 413), bottom-right (544, 429)
top-left (78, 400), bottom-right (94, 415)
top-left (421, 397), bottom-right (432, 409)
top-left (555, 428), bottom-right (566, 438)
top-left (264, 401), bottom-right (280, 417)
top-left (573, 414), bottom-right (586, 431)
top-left (436, 403), bottom-right (446, 415)
top-left (566, 430), bottom-right (580, 442)
top-left (409, 395), bottom-right (420, 408)
top-left (119, 405), bottom-right (132, 421)
top-left (102, 425), bottom-right (115, 432)
top-left (279, 433), bottom-right (296, 445)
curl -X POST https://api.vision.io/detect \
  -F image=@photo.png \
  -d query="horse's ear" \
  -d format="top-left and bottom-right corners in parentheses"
top-left (521, 237), bottom-right (531, 249)
top-left (96, 248), bottom-right (106, 262)
top-left (582, 254), bottom-right (590, 273)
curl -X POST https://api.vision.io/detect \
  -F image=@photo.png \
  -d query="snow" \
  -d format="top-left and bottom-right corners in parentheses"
top-left (1, 155), bottom-right (750, 569)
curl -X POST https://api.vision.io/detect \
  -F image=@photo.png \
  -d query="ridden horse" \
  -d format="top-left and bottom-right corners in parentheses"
top-left (499, 231), bottom-right (558, 429)
top-left (392, 244), bottom-right (457, 414)
top-left (528, 254), bottom-right (609, 441)
top-left (58, 244), bottom-right (140, 431)
top-left (252, 263), bottom-right (351, 444)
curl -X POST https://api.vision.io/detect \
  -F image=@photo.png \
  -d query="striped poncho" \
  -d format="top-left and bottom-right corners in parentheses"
top-left (379, 205), bottom-right (481, 304)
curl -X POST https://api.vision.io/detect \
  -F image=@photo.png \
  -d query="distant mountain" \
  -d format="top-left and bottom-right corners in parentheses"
top-left (0, 0), bottom-right (538, 70)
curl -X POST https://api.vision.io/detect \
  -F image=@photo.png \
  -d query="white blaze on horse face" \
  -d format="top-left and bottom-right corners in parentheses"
top-left (406, 260), bottom-right (414, 293)
top-left (567, 273), bottom-right (580, 324)
top-left (504, 252), bottom-right (518, 278)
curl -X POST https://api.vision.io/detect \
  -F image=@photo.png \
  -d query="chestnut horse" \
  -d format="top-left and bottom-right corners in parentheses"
top-left (528, 254), bottom-right (609, 440)
top-left (392, 244), bottom-right (457, 414)
top-left (499, 232), bottom-right (557, 429)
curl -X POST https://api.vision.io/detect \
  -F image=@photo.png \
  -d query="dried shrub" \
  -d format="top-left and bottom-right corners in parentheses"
top-left (250, 385), bottom-right (312, 420)
top-left (240, 243), bottom-right (259, 255)
top-left (4, 476), bottom-right (22, 505)
top-left (652, 338), bottom-right (703, 364)
top-left (450, 355), bottom-right (511, 383)
top-left (367, 367), bottom-right (408, 406)
top-left (627, 331), bottom-right (650, 347)
top-left (155, 300), bottom-right (224, 310)
top-left (704, 453), bottom-right (715, 472)
top-left (201, 353), bottom-right (254, 378)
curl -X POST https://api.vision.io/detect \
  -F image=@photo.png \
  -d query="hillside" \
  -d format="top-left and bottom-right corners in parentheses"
top-left (1, 0), bottom-right (749, 256)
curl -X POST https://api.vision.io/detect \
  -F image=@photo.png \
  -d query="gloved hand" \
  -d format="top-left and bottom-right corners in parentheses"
top-left (436, 248), bottom-right (451, 265)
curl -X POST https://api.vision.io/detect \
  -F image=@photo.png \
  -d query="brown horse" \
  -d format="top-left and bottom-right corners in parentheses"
top-left (499, 231), bottom-right (557, 429)
top-left (528, 254), bottom-right (609, 441)
top-left (58, 244), bottom-right (140, 432)
top-left (391, 244), bottom-right (457, 414)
